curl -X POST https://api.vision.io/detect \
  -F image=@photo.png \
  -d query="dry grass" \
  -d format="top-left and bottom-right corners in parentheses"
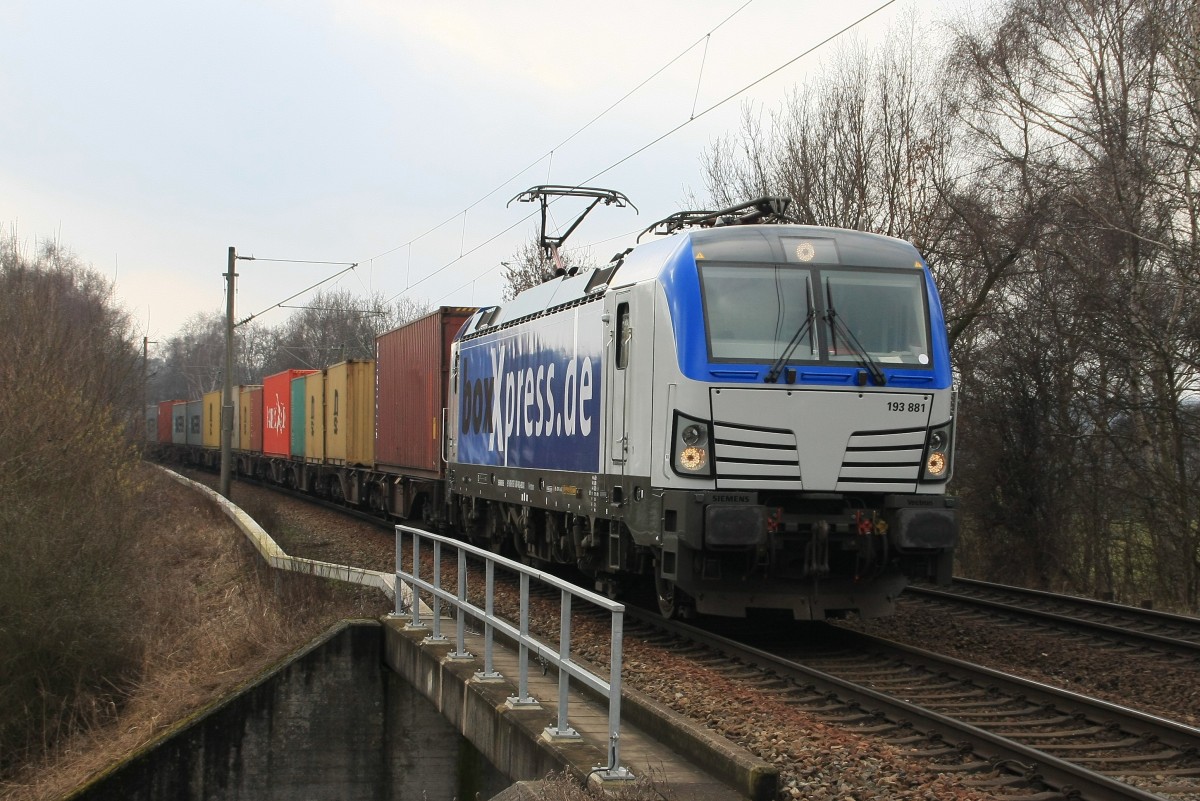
top-left (530, 770), bottom-right (675, 801)
top-left (0, 466), bottom-right (390, 801)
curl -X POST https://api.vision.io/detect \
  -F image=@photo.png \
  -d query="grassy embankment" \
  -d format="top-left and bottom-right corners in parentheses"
top-left (0, 466), bottom-right (389, 801)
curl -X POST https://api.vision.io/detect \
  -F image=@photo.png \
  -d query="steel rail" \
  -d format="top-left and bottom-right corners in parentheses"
top-left (906, 579), bottom-right (1200, 654)
top-left (629, 607), bottom-right (1198, 801)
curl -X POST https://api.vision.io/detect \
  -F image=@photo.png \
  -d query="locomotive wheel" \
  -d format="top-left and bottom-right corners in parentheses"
top-left (655, 576), bottom-right (683, 619)
top-left (460, 498), bottom-right (487, 547)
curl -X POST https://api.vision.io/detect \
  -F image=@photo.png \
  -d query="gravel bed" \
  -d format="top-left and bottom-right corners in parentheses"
top-left (196, 473), bottom-right (1199, 799)
top-left (841, 605), bottom-right (1200, 727)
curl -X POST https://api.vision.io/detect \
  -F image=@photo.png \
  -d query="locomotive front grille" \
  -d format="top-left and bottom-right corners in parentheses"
top-left (836, 427), bottom-right (924, 492)
top-left (709, 388), bottom-right (935, 493)
top-left (712, 422), bottom-right (803, 490)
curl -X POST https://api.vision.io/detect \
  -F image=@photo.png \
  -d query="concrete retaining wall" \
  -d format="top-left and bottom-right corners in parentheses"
top-left (68, 622), bottom-right (509, 801)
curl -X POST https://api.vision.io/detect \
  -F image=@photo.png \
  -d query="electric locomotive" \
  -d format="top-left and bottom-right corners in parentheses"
top-left (448, 195), bottom-right (958, 620)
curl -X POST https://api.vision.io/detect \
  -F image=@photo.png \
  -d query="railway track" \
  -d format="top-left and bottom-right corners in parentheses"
top-left (629, 609), bottom-right (1200, 801)
top-left (905, 578), bottom-right (1200, 660)
top-left (188, 468), bottom-right (1200, 798)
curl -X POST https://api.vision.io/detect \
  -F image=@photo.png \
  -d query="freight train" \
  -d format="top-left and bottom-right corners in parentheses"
top-left (152, 197), bottom-right (958, 620)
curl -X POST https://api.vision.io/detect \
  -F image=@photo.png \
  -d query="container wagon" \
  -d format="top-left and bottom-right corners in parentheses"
top-left (374, 308), bottom-right (473, 521)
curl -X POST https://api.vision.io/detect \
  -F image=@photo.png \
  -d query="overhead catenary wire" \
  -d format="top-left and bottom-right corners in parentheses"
top-left (364, 0), bottom-right (758, 269)
top-left (237, 263), bottom-right (358, 327)
top-left (424, 0), bottom-right (902, 304)
top-left (446, 1), bottom-right (1190, 304)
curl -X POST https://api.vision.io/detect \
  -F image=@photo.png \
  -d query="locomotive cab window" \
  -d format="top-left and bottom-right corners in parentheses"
top-left (824, 270), bottom-right (930, 366)
top-left (698, 261), bottom-right (931, 368)
top-left (616, 302), bottom-right (631, 369)
top-left (700, 264), bottom-right (813, 362)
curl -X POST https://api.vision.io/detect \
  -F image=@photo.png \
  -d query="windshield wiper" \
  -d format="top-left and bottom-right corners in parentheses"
top-left (765, 308), bottom-right (816, 384)
top-left (825, 305), bottom-right (887, 386)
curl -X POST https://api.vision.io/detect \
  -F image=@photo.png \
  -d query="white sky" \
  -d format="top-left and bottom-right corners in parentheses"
top-left (1, 0), bottom-right (953, 345)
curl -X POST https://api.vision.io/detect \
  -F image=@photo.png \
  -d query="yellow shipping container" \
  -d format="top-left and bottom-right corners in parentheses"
top-left (325, 360), bottom-right (375, 466)
top-left (304, 371), bottom-right (326, 463)
top-left (202, 390), bottom-right (222, 449)
top-left (239, 385), bottom-right (263, 452)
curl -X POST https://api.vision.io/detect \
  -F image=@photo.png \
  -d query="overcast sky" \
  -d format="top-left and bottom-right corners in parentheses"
top-left (1, 0), bottom-right (952, 344)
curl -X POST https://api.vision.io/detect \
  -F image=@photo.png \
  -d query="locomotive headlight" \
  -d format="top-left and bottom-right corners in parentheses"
top-left (681, 424), bottom-right (707, 448)
top-left (680, 446), bottom-right (708, 471)
top-left (672, 412), bottom-right (714, 477)
top-left (921, 422), bottom-right (954, 482)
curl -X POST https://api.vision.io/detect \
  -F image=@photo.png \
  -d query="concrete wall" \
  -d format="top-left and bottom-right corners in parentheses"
top-left (69, 622), bottom-right (508, 801)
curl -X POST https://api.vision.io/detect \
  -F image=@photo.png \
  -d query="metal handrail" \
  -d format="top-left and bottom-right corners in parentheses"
top-left (393, 524), bottom-right (631, 780)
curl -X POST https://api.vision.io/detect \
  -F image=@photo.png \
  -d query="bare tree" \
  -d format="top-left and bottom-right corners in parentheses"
top-left (150, 290), bottom-right (432, 392)
top-left (696, 0), bottom-right (1200, 609)
top-left (0, 232), bottom-right (145, 773)
top-left (501, 235), bottom-right (594, 301)
top-left (948, 0), bottom-right (1200, 606)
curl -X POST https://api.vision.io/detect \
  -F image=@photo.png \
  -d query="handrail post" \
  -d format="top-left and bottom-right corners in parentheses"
top-left (390, 524), bottom-right (629, 767)
top-left (596, 607), bottom-right (632, 779)
top-left (408, 534), bottom-right (425, 630)
top-left (427, 540), bottom-right (446, 643)
top-left (450, 548), bottom-right (472, 659)
top-left (507, 572), bottom-right (537, 707)
top-left (474, 559), bottom-right (502, 680)
top-left (393, 526), bottom-right (404, 616)
top-left (545, 589), bottom-right (580, 739)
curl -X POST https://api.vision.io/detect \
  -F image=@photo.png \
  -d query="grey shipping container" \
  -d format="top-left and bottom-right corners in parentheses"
top-left (186, 399), bottom-right (203, 446)
top-left (145, 404), bottom-right (158, 442)
top-left (172, 401), bottom-right (188, 445)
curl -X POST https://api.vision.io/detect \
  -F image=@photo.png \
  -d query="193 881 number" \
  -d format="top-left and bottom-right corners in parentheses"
top-left (887, 401), bottom-right (926, 414)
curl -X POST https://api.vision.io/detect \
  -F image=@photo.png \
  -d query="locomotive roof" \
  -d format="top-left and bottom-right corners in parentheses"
top-left (459, 224), bottom-right (925, 339)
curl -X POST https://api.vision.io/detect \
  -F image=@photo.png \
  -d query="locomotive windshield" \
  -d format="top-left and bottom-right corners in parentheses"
top-left (699, 263), bottom-right (931, 367)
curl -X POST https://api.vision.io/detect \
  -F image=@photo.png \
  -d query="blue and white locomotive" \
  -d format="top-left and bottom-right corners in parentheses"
top-left (448, 196), bottom-right (957, 620)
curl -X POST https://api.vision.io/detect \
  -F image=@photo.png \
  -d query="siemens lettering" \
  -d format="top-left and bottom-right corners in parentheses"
top-left (457, 306), bottom-right (603, 472)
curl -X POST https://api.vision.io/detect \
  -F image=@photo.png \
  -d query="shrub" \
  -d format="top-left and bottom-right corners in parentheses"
top-left (0, 235), bottom-right (145, 775)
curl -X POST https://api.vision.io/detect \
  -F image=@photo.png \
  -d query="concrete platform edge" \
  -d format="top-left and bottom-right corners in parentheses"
top-left (382, 618), bottom-right (605, 787)
top-left (598, 673), bottom-right (778, 800)
top-left (381, 617), bottom-right (778, 801)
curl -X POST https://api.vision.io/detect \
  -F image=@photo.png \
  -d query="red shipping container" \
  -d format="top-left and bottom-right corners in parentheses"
top-left (261, 369), bottom-right (317, 457)
top-left (157, 399), bottom-right (185, 443)
top-left (375, 307), bottom-right (473, 478)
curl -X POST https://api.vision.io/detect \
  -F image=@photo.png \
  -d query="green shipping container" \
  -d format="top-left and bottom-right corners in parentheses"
top-left (290, 374), bottom-right (308, 459)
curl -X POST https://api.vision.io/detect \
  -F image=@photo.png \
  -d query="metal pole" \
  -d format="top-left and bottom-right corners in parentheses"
top-left (607, 608), bottom-right (625, 774)
top-left (451, 549), bottom-right (472, 658)
top-left (430, 541), bottom-right (446, 642)
top-left (553, 590), bottom-right (577, 736)
top-left (476, 559), bottom-right (501, 679)
top-left (411, 536), bottom-right (423, 628)
top-left (518, 573), bottom-right (531, 701)
top-left (394, 526), bottom-right (404, 617)
top-left (219, 246), bottom-right (236, 499)
top-left (142, 336), bottom-right (149, 443)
